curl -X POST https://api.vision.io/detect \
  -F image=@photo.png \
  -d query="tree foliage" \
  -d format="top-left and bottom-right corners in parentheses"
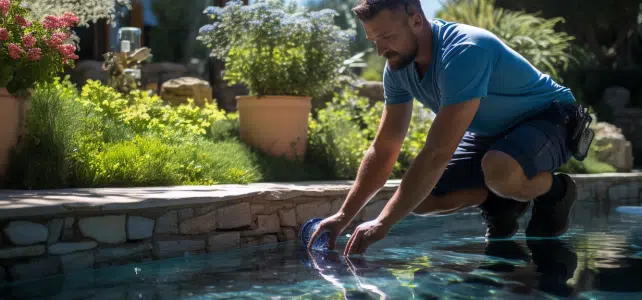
top-left (493, 0), bottom-right (642, 69)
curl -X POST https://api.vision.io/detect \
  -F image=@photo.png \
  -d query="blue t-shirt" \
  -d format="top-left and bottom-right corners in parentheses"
top-left (383, 19), bottom-right (575, 136)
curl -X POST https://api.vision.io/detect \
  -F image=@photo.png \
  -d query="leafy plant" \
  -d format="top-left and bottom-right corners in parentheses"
top-left (436, 0), bottom-right (578, 82)
top-left (307, 87), bottom-right (433, 179)
top-left (196, 0), bottom-right (355, 98)
top-left (0, 0), bottom-right (79, 96)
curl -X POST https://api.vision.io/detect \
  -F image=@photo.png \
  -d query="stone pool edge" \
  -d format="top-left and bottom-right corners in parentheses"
top-left (0, 173), bottom-right (641, 284)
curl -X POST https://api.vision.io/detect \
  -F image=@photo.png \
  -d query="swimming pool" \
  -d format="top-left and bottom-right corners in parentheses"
top-left (1, 199), bottom-right (641, 299)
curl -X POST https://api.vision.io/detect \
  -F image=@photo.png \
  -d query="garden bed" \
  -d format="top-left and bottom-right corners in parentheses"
top-left (1, 173), bottom-right (642, 284)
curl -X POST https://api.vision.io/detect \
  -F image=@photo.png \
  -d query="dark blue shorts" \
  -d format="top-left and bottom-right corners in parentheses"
top-left (431, 100), bottom-right (577, 196)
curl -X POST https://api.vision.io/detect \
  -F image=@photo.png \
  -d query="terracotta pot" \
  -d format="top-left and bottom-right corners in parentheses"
top-left (0, 88), bottom-right (26, 184)
top-left (236, 95), bottom-right (312, 160)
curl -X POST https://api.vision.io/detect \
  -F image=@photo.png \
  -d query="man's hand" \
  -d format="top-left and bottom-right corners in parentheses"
top-left (344, 218), bottom-right (391, 256)
top-left (307, 212), bottom-right (352, 250)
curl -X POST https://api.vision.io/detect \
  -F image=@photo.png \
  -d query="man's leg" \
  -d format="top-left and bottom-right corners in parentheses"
top-left (411, 132), bottom-right (530, 238)
top-left (481, 101), bottom-right (578, 237)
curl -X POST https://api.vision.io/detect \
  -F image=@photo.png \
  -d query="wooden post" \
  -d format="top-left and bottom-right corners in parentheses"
top-left (131, 0), bottom-right (145, 46)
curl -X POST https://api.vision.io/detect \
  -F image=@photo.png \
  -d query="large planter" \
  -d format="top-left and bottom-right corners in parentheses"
top-left (236, 95), bottom-right (312, 160)
top-left (0, 88), bottom-right (26, 184)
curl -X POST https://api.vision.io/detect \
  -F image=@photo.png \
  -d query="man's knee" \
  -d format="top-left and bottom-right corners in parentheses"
top-left (481, 150), bottom-right (529, 201)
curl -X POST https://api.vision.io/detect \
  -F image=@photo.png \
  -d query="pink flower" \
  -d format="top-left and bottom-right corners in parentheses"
top-left (27, 47), bottom-right (41, 61)
top-left (14, 15), bottom-right (32, 27)
top-left (8, 43), bottom-right (25, 59)
top-left (46, 34), bottom-right (64, 47)
top-left (60, 12), bottom-right (78, 27)
top-left (0, 0), bottom-right (9, 17)
top-left (56, 43), bottom-right (78, 60)
top-left (0, 28), bottom-right (8, 41)
top-left (43, 15), bottom-right (61, 30)
top-left (22, 34), bottom-right (36, 47)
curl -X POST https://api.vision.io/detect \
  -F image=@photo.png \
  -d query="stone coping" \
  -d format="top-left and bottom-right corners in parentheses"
top-left (1, 173), bottom-right (641, 221)
top-left (0, 181), bottom-right (401, 221)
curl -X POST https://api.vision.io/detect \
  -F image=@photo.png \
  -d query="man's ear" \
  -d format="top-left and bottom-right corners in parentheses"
top-left (407, 5), bottom-right (424, 32)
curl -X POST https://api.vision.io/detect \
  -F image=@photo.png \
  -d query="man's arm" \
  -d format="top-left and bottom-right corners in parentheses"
top-left (337, 101), bottom-right (413, 222)
top-left (375, 97), bottom-right (480, 227)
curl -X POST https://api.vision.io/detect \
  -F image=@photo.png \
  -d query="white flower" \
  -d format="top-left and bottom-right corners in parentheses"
top-left (23, 0), bottom-right (132, 27)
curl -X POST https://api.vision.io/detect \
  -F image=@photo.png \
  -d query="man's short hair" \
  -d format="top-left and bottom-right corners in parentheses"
top-left (352, 0), bottom-right (423, 21)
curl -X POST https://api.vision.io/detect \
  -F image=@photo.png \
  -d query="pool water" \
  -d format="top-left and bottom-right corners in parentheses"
top-left (2, 201), bottom-right (641, 299)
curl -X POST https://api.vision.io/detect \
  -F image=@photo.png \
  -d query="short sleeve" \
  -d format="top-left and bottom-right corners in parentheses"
top-left (438, 44), bottom-right (493, 106)
top-left (383, 62), bottom-right (412, 105)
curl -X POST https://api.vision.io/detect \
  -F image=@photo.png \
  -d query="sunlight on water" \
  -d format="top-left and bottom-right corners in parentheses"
top-left (1, 203), bottom-right (642, 299)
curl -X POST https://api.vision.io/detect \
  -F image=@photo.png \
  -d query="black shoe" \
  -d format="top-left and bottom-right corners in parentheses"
top-left (478, 192), bottom-right (531, 239)
top-left (525, 173), bottom-right (577, 238)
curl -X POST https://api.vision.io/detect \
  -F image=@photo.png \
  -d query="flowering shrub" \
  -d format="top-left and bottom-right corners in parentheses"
top-left (196, 0), bottom-right (356, 98)
top-left (21, 0), bottom-right (130, 27)
top-left (0, 0), bottom-right (79, 96)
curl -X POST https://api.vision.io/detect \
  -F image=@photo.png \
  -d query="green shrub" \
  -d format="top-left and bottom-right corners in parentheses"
top-left (6, 77), bottom-right (82, 189)
top-left (73, 135), bottom-right (262, 187)
top-left (307, 87), bottom-right (433, 179)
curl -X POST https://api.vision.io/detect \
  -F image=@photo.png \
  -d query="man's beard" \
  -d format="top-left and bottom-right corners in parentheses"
top-left (385, 41), bottom-right (419, 70)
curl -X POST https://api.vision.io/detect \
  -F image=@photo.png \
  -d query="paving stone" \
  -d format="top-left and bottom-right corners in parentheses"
top-left (178, 209), bottom-right (194, 221)
top-left (155, 210), bottom-right (178, 234)
top-left (207, 232), bottom-right (240, 252)
top-left (49, 241), bottom-right (98, 255)
top-left (180, 210), bottom-right (217, 235)
top-left (278, 209), bottom-right (297, 227)
top-left (153, 240), bottom-right (205, 258)
top-left (61, 250), bottom-right (95, 273)
top-left (128, 216), bottom-right (154, 240)
top-left (4, 221), bottom-right (48, 246)
top-left (79, 215), bottom-right (126, 244)
top-left (217, 202), bottom-right (252, 229)
top-left (10, 256), bottom-right (60, 281)
top-left (0, 245), bottom-right (45, 259)
top-left (295, 202), bottom-right (331, 225)
top-left (257, 214), bottom-right (280, 234)
top-left (47, 219), bottom-right (64, 245)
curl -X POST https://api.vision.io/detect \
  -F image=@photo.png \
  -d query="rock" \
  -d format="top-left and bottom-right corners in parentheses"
top-left (357, 81), bottom-right (385, 104)
top-left (180, 210), bottom-right (217, 235)
top-left (282, 228), bottom-right (296, 241)
top-left (79, 215), bottom-right (127, 244)
top-left (128, 216), bottom-right (155, 240)
top-left (217, 202), bottom-right (252, 229)
top-left (160, 77), bottom-right (213, 107)
top-left (4, 221), bottom-right (48, 246)
top-left (155, 210), bottom-right (178, 234)
top-left (61, 251), bottom-right (95, 273)
top-left (153, 240), bottom-right (205, 258)
top-left (257, 214), bottom-right (280, 234)
top-left (62, 217), bottom-right (75, 241)
top-left (49, 241), bottom-right (98, 255)
top-left (0, 266), bottom-right (5, 284)
top-left (207, 232), bottom-right (241, 252)
top-left (295, 202), bottom-right (331, 225)
top-left (241, 237), bottom-right (259, 248)
top-left (47, 219), bottom-right (64, 245)
top-left (95, 242), bottom-right (152, 264)
top-left (591, 122), bottom-right (634, 172)
top-left (361, 201), bottom-right (388, 221)
top-left (64, 217), bottom-right (75, 229)
top-left (260, 235), bottom-right (278, 245)
top-left (179, 208), bottom-right (194, 221)
top-left (331, 198), bottom-right (343, 214)
top-left (0, 245), bottom-right (45, 259)
top-left (603, 86), bottom-right (630, 112)
top-left (10, 256), bottom-right (60, 281)
top-left (279, 209), bottom-right (297, 227)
